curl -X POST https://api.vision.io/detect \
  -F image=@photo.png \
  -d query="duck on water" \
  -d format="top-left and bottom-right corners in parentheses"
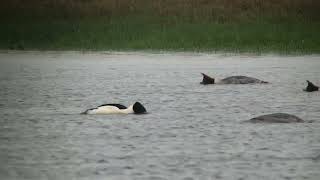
top-left (200, 73), bottom-right (268, 85)
top-left (81, 102), bottom-right (147, 115)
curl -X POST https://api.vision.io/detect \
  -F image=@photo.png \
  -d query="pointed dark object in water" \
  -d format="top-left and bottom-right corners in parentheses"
top-left (200, 73), bottom-right (215, 85)
top-left (304, 80), bottom-right (319, 92)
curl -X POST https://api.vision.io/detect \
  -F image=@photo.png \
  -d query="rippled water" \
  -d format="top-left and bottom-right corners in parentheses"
top-left (0, 51), bottom-right (319, 180)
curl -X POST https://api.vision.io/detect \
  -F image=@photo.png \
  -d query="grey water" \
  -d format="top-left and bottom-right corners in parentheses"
top-left (0, 51), bottom-right (319, 180)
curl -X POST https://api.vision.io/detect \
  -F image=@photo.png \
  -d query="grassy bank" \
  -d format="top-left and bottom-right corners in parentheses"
top-left (2, 19), bottom-right (320, 53)
top-left (1, 0), bottom-right (320, 53)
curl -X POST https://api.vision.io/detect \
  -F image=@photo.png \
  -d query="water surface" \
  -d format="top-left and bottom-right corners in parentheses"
top-left (0, 51), bottom-right (319, 180)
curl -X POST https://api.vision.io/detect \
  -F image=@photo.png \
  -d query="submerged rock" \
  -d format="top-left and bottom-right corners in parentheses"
top-left (200, 73), bottom-right (268, 85)
top-left (247, 113), bottom-right (304, 123)
top-left (220, 76), bottom-right (268, 84)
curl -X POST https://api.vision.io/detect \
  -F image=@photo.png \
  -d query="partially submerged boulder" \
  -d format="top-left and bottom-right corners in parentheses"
top-left (200, 73), bottom-right (268, 85)
top-left (200, 73), bottom-right (215, 84)
top-left (247, 113), bottom-right (304, 123)
top-left (304, 80), bottom-right (319, 92)
top-left (220, 76), bottom-right (268, 84)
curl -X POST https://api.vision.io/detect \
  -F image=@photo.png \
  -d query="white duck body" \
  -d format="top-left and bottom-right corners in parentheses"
top-left (86, 105), bottom-right (134, 114)
top-left (81, 102), bottom-right (147, 115)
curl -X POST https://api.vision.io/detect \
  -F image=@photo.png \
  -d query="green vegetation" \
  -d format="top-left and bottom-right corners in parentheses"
top-left (1, 0), bottom-right (320, 53)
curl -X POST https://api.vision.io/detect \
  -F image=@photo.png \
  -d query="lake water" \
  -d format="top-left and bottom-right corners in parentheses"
top-left (0, 51), bottom-right (319, 180)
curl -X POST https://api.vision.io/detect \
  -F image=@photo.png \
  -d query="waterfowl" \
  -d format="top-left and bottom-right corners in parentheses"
top-left (81, 102), bottom-right (147, 115)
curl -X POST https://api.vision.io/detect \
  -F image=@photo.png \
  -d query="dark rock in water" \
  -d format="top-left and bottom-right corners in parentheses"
top-left (304, 80), bottom-right (319, 92)
top-left (247, 113), bottom-right (304, 123)
top-left (200, 73), bottom-right (215, 85)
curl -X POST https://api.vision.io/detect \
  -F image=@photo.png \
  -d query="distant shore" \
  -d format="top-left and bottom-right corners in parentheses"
top-left (1, 0), bottom-right (319, 54)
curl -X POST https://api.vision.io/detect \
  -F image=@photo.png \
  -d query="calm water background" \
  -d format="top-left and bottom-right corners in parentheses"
top-left (0, 51), bottom-right (319, 180)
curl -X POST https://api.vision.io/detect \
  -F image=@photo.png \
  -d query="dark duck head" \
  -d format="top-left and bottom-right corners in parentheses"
top-left (133, 102), bottom-right (147, 114)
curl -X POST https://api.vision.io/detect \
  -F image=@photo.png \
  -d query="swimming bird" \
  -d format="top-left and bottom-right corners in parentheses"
top-left (200, 73), bottom-right (268, 85)
top-left (246, 113), bottom-right (304, 123)
top-left (304, 80), bottom-right (319, 92)
top-left (81, 102), bottom-right (147, 115)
